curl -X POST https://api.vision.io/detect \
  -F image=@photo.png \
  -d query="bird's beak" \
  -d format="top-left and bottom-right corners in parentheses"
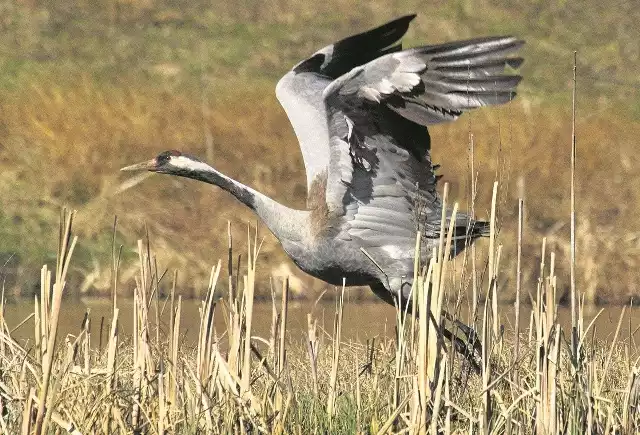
top-left (120, 159), bottom-right (158, 172)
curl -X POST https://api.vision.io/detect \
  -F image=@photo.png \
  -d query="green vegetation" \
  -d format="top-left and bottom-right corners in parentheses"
top-left (0, 0), bottom-right (638, 301)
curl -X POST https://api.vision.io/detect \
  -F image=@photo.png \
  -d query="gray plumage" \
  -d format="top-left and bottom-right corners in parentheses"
top-left (122, 15), bottom-right (524, 366)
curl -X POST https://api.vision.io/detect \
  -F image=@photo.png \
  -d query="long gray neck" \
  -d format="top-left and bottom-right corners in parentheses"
top-left (166, 163), bottom-right (308, 243)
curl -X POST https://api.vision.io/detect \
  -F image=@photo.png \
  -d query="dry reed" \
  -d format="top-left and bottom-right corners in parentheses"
top-left (0, 195), bottom-right (638, 435)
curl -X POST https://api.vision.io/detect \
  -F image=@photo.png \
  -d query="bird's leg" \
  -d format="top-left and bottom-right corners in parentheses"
top-left (440, 312), bottom-right (482, 374)
top-left (400, 282), bottom-right (482, 372)
top-left (369, 281), bottom-right (482, 372)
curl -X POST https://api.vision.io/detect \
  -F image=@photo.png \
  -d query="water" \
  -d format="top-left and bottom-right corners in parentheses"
top-left (3, 297), bottom-right (639, 348)
top-left (3, 297), bottom-right (398, 347)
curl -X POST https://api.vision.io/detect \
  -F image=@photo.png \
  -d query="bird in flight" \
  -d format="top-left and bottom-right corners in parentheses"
top-left (122, 15), bottom-right (523, 366)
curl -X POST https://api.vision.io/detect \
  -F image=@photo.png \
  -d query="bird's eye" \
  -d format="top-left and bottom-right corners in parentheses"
top-left (156, 152), bottom-right (172, 165)
top-left (158, 149), bottom-right (182, 164)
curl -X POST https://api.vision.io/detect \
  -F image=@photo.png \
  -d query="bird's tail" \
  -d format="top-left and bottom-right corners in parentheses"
top-left (422, 213), bottom-right (490, 241)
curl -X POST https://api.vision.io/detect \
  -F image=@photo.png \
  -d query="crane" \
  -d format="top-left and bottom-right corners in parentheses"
top-left (122, 14), bottom-right (524, 367)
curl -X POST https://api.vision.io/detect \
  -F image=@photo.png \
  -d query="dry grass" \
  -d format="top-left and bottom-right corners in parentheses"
top-left (1, 197), bottom-right (640, 434)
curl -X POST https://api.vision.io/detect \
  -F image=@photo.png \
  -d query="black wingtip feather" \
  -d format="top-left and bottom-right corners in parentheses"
top-left (506, 57), bottom-right (525, 69)
top-left (393, 14), bottom-right (418, 26)
top-left (321, 15), bottom-right (418, 78)
top-left (335, 14), bottom-right (417, 51)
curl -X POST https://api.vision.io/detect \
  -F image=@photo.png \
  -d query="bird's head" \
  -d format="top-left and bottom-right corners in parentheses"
top-left (121, 150), bottom-right (206, 175)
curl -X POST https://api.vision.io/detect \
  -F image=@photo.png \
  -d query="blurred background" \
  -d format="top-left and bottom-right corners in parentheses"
top-left (0, 0), bottom-right (638, 303)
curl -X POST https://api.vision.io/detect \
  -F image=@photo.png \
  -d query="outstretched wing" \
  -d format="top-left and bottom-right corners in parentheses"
top-left (275, 15), bottom-right (417, 197)
top-left (322, 36), bottom-right (523, 267)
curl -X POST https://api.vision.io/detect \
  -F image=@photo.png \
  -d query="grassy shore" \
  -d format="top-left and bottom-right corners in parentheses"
top-left (1, 207), bottom-right (639, 434)
top-left (0, 0), bottom-right (638, 300)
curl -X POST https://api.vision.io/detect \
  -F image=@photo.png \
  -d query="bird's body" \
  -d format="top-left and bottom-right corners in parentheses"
top-left (122, 15), bottom-right (524, 360)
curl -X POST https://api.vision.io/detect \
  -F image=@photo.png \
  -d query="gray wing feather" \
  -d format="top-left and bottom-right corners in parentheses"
top-left (322, 35), bottom-right (523, 265)
top-left (276, 73), bottom-right (332, 195)
top-left (275, 15), bottom-right (417, 198)
top-left (325, 36), bottom-right (524, 119)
